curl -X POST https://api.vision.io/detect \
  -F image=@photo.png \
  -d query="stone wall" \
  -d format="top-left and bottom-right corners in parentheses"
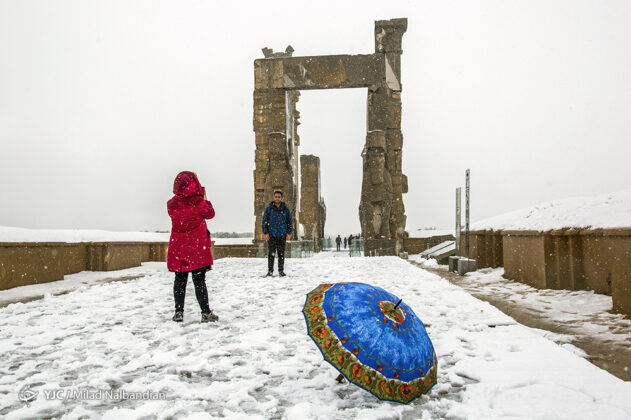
top-left (0, 242), bottom-right (169, 290)
top-left (364, 238), bottom-right (396, 256)
top-left (459, 230), bottom-right (504, 269)
top-left (211, 244), bottom-right (260, 259)
top-left (460, 228), bottom-right (631, 316)
top-left (403, 235), bottom-right (455, 255)
top-left (501, 232), bottom-right (548, 289)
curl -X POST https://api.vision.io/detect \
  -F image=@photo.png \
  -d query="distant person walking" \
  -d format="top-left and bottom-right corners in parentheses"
top-left (335, 235), bottom-right (342, 251)
top-left (262, 190), bottom-right (292, 277)
top-left (348, 234), bottom-right (354, 250)
top-left (343, 237), bottom-right (347, 249)
top-left (167, 171), bottom-right (218, 323)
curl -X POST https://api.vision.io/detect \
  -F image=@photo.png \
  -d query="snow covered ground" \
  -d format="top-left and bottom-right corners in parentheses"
top-left (411, 256), bottom-right (631, 378)
top-left (450, 266), bottom-right (631, 347)
top-left (1, 253), bottom-right (631, 419)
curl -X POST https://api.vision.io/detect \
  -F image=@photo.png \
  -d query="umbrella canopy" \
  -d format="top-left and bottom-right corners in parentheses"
top-left (303, 282), bottom-right (437, 403)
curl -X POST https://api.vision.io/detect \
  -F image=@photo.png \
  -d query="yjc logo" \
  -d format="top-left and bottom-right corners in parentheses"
top-left (18, 384), bottom-right (38, 404)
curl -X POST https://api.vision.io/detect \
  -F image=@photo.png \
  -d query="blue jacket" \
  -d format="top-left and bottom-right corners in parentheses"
top-left (262, 202), bottom-right (293, 237)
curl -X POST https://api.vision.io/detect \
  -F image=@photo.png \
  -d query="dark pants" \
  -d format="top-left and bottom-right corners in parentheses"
top-left (174, 268), bottom-right (210, 313)
top-left (268, 236), bottom-right (286, 273)
top-left (336, 243), bottom-right (341, 251)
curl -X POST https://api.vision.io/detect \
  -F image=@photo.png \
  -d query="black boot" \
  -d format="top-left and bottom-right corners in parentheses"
top-left (172, 311), bottom-right (183, 322)
top-left (201, 310), bottom-right (219, 323)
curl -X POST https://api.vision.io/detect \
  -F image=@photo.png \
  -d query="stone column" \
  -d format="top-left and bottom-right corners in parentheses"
top-left (377, 19), bottom-right (409, 243)
top-left (253, 48), bottom-right (300, 242)
top-left (360, 131), bottom-right (393, 239)
top-left (361, 18), bottom-right (408, 243)
top-left (300, 154), bottom-right (326, 251)
top-left (253, 88), bottom-right (293, 241)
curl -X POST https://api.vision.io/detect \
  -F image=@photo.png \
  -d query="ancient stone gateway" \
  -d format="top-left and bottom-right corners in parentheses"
top-left (253, 18), bottom-right (409, 251)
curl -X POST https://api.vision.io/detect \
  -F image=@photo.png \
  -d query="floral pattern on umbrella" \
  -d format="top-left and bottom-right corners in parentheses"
top-left (303, 282), bottom-right (438, 403)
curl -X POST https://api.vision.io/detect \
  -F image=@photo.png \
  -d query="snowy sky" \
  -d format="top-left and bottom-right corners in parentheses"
top-left (1, 0), bottom-right (630, 235)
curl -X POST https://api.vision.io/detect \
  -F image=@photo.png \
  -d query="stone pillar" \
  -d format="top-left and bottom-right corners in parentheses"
top-left (359, 131), bottom-right (392, 238)
top-left (361, 18), bottom-right (408, 243)
top-left (252, 88), bottom-right (292, 241)
top-left (300, 155), bottom-right (326, 251)
top-left (253, 48), bottom-right (300, 242)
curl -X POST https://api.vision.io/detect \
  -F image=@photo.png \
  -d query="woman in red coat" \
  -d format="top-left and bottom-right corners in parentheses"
top-left (167, 171), bottom-right (218, 323)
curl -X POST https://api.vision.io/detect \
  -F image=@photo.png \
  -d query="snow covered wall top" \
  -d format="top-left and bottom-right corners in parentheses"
top-left (0, 226), bottom-right (171, 243)
top-left (408, 229), bottom-right (455, 238)
top-left (0, 227), bottom-right (255, 244)
top-left (471, 189), bottom-right (631, 232)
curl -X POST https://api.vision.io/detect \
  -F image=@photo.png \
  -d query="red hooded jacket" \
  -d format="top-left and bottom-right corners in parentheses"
top-left (167, 171), bottom-right (215, 272)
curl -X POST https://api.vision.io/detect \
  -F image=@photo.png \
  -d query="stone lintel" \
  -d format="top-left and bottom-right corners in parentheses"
top-left (255, 54), bottom-right (385, 90)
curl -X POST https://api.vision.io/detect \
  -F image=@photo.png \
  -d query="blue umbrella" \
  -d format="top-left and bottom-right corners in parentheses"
top-left (303, 282), bottom-right (437, 403)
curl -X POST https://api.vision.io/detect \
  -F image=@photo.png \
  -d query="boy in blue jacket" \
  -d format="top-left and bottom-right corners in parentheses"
top-left (262, 190), bottom-right (293, 276)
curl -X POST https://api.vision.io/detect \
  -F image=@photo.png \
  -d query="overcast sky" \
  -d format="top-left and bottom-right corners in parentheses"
top-left (1, 0), bottom-right (630, 235)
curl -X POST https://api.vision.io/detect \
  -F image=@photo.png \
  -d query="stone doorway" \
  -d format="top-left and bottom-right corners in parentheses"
top-left (253, 18), bottom-right (408, 252)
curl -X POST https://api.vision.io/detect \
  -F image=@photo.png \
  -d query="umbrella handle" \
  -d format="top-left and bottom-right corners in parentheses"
top-left (393, 299), bottom-right (402, 310)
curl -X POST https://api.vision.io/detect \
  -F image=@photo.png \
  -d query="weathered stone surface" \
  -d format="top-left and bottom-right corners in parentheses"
top-left (264, 132), bottom-right (295, 212)
top-left (359, 130), bottom-right (393, 239)
top-left (364, 239), bottom-right (397, 256)
top-left (376, 19), bottom-right (407, 92)
top-left (386, 129), bottom-right (403, 149)
top-left (300, 155), bottom-right (326, 249)
top-left (255, 54), bottom-right (384, 91)
top-left (375, 18), bottom-right (408, 53)
top-left (366, 130), bottom-right (386, 149)
top-left (253, 89), bottom-right (286, 132)
top-left (262, 45), bottom-right (294, 58)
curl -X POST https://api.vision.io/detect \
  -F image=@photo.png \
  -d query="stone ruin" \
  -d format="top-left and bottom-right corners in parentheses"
top-left (253, 18), bottom-right (408, 251)
top-left (300, 155), bottom-right (326, 250)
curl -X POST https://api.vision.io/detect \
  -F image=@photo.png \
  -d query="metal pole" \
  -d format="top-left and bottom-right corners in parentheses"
top-left (455, 187), bottom-right (461, 256)
top-left (465, 169), bottom-right (470, 259)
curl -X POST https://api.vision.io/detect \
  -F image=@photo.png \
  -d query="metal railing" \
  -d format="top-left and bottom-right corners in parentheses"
top-left (349, 239), bottom-right (363, 257)
top-left (320, 237), bottom-right (335, 251)
top-left (286, 240), bottom-right (314, 258)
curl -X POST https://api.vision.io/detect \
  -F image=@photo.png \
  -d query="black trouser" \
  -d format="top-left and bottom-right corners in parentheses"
top-left (268, 236), bottom-right (286, 273)
top-left (174, 268), bottom-right (210, 313)
top-left (336, 243), bottom-right (341, 251)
